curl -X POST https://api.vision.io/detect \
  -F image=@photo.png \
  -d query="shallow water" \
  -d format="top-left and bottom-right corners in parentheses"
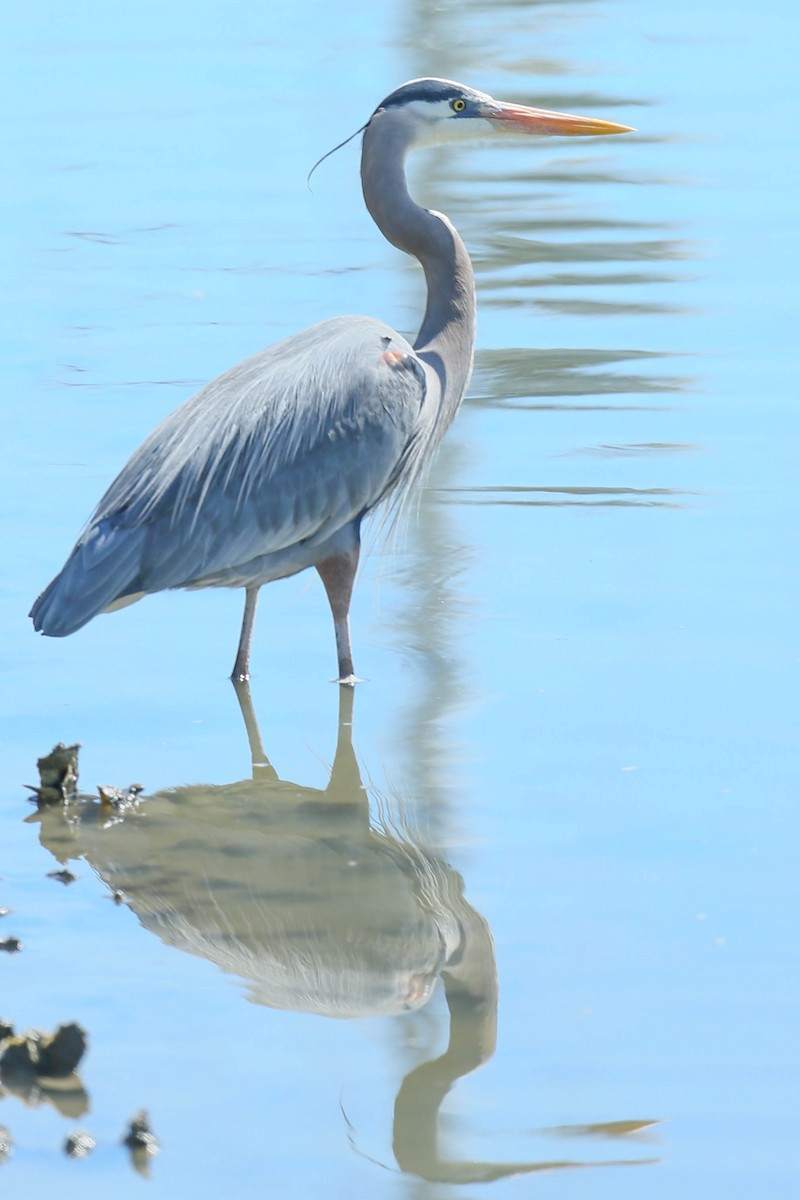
top-left (3, 0), bottom-right (799, 1195)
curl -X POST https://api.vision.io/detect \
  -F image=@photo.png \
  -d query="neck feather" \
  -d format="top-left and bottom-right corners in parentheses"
top-left (360, 119), bottom-right (476, 422)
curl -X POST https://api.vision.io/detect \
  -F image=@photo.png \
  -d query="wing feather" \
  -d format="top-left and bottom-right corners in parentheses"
top-left (31, 317), bottom-right (427, 635)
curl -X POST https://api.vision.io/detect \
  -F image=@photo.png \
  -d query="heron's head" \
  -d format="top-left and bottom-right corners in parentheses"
top-left (368, 77), bottom-right (633, 147)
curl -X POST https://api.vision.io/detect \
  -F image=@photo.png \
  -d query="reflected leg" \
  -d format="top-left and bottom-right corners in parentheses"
top-left (231, 675), bottom-right (278, 780)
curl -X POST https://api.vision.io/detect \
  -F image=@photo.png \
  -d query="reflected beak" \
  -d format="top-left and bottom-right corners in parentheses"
top-left (484, 101), bottom-right (634, 137)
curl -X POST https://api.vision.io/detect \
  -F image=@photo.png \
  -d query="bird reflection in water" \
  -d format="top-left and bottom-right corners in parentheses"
top-left (29, 684), bottom-right (658, 1182)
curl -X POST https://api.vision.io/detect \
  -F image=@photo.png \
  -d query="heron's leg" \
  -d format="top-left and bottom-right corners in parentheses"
top-left (316, 546), bottom-right (359, 685)
top-left (231, 586), bottom-right (260, 682)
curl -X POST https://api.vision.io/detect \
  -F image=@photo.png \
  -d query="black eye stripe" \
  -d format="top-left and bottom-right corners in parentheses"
top-left (374, 80), bottom-right (474, 113)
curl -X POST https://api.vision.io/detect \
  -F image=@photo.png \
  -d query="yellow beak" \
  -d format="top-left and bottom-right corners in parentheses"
top-left (485, 101), bottom-right (634, 137)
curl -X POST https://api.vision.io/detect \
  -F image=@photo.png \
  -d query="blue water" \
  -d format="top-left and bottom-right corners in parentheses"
top-left (2, 0), bottom-right (799, 1196)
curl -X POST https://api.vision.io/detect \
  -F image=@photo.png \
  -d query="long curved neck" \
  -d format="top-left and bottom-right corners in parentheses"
top-left (361, 119), bottom-right (476, 426)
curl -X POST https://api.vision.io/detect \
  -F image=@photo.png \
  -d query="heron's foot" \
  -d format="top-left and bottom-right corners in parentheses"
top-left (333, 673), bottom-right (364, 687)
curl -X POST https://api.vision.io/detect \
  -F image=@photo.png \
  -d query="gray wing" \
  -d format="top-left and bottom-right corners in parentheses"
top-left (31, 317), bottom-right (427, 636)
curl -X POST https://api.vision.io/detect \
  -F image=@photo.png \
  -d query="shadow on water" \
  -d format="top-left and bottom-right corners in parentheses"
top-left (27, 686), bottom-right (658, 1183)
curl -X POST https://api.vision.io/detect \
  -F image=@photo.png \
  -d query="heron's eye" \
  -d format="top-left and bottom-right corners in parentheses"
top-left (450, 98), bottom-right (467, 113)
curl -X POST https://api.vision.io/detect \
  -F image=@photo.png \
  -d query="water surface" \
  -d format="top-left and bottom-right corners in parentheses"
top-left (2, 1), bottom-right (799, 1196)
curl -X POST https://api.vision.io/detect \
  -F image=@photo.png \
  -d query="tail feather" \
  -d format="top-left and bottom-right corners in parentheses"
top-left (30, 520), bottom-right (147, 637)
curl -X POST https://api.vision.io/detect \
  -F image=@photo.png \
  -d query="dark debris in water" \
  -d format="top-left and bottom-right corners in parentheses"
top-left (27, 743), bottom-right (81, 806)
top-left (10, 753), bottom-right (158, 1172)
top-left (0, 1022), bottom-right (89, 1116)
top-left (17, 750), bottom-right (159, 1166)
top-left (25, 743), bottom-right (146, 822)
top-left (98, 783), bottom-right (145, 812)
top-left (64, 1129), bottom-right (97, 1159)
top-left (0, 1021), bottom-right (87, 1079)
top-left (123, 1109), bottom-right (160, 1175)
top-left (47, 868), bottom-right (77, 886)
top-left (123, 1108), bottom-right (159, 1150)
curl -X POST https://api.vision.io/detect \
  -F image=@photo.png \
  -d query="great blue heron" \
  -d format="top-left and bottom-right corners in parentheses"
top-left (30, 78), bottom-right (631, 683)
